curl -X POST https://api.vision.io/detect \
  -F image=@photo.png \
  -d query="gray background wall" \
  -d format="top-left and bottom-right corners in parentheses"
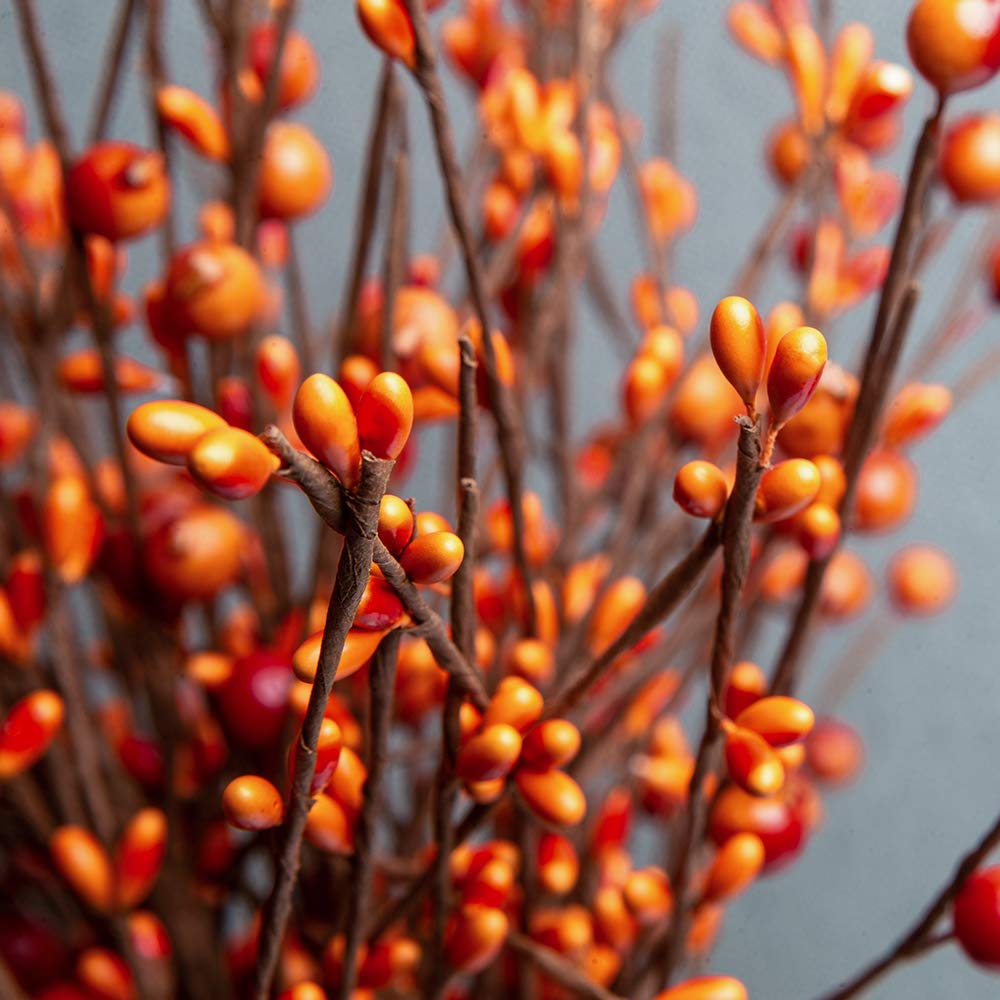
top-left (1, 1), bottom-right (999, 997)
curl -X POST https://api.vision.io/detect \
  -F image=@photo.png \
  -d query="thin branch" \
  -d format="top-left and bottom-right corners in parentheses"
top-left (428, 336), bottom-right (479, 996)
top-left (253, 453), bottom-right (394, 1000)
top-left (816, 810), bottom-right (1000, 1000)
top-left (89, 0), bottom-right (139, 143)
top-left (651, 418), bottom-right (763, 990)
top-left (337, 632), bottom-right (401, 999)
top-left (402, 0), bottom-right (537, 633)
top-left (335, 60), bottom-right (397, 364)
top-left (260, 426), bottom-right (490, 709)
top-left (769, 97), bottom-right (947, 696)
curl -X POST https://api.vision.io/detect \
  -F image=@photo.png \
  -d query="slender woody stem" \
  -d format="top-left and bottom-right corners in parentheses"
top-left (337, 631), bottom-right (402, 999)
top-left (816, 809), bottom-right (1000, 1000)
top-left (402, 0), bottom-right (537, 633)
top-left (650, 418), bottom-right (763, 990)
top-left (253, 453), bottom-right (394, 1000)
top-left (770, 98), bottom-right (946, 696)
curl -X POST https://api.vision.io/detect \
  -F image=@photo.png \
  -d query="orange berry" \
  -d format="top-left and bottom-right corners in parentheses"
top-left (115, 808), bottom-right (167, 910)
top-left (768, 119), bottom-right (811, 185)
top-left (755, 459), bottom-right (821, 523)
top-left (187, 427), bottom-right (280, 500)
top-left (882, 382), bottom-right (952, 447)
top-left (50, 825), bottom-right (115, 912)
top-left (43, 475), bottom-right (103, 584)
top-left (710, 296), bottom-right (766, 409)
top-left (0, 401), bottom-right (38, 466)
top-left (293, 374), bottom-right (361, 488)
top-left (127, 400), bottom-right (227, 465)
top-left (482, 676), bottom-right (544, 733)
top-left (673, 460), bottom-right (730, 519)
top-left (793, 501), bottom-right (842, 559)
top-left (340, 354), bottom-right (379, 409)
top-left (623, 866), bottom-right (673, 923)
top-left (278, 985), bottom-right (327, 1000)
top-left (670, 354), bottom-right (744, 449)
top-left (456, 723), bottom-right (522, 782)
top-left (0, 690), bottom-right (64, 780)
top-left (853, 449), bottom-right (917, 533)
top-left (515, 769), bottom-right (587, 827)
top-left (304, 793), bottom-right (354, 854)
top-left (639, 158), bottom-right (698, 243)
top-left (378, 495), bottom-right (415, 556)
top-left (724, 724), bottom-right (786, 797)
top-left (654, 975), bottom-right (748, 1000)
top-left (704, 832), bottom-right (766, 901)
top-left (821, 549), bottom-right (873, 620)
top-left (767, 326), bottom-right (827, 427)
top-left (399, 531), bottom-right (464, 584)
top-left (735, 696), bottom-right (815, 747)
top-left (292, 627), bottom-right (388, 684)
top-left (354, 575), bottom-right (406, 631)
top-left (57, 350), bottom-right (160, 395)
top-left (727, 2), bottom-right (784, 64)
top-left (145, 504), bottom-right (244, 601)
top-left (709, 785), bottom-right (805, 870)
top-left (940, 114), bottom-right (1000, 201)
top-left (505, 637), bottom-right (555, 686)
top-left (164, 241), bottom-right (262, 339)
top-left (907, 0), bottom-right (1000, 94)
top-left (66, 143), bottom-right (170, 242)
top-left (156, 86), bottom-right (229, 160)
top-left (222, 775), bottom-right (284, 830)
top-left (258, 123), bottom-right (332, 220)
top-left (256, 335), bottom-right (301, 411)
top-left (587, 576), bottom-right (647, 656)
top-left (357, 0), bottom-right (416, 68)
top-left (445, 904), bottom-right (508, 974)
top-left (291, 718), bottom-right (343, 795)
top-left (247, 24), bottom-right (320, 110)
top-left (623, 356), bottom-right (671, 425)
top-left (806, 718), bottom-right (865, 784)
top-left (75, 947), bottom-right (135, 1000)
top-left (887, 544), bottom-right (957, 616)
top-left (357, 372), bottom-right (414, 460)
top-left (520, 720), bottom-right (581, 770)
top-left (537, 832), bottom-right (579, 895)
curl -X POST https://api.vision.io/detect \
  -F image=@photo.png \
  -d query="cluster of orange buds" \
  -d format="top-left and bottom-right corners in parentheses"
top-left (128, 399), bottom-right (279, 500)
top-left (455, 677), bottom-right (585, 826)
top-left (721, 695), bottom-right (815, 797)
top-left (49, 808), bottom-right (167, 913)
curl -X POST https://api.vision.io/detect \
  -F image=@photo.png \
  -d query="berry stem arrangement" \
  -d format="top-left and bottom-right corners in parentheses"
top-left (0, 1), bottom-right (999, 999)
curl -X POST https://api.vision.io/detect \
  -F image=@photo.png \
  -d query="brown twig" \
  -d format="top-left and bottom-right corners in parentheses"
top-left (253, 453), bottom-right (394, 1000)
top-left (89, 0), bottom-right (139, 143)
top-left (335, 60), bottom-right (397, 364)
top-left (259, 426), bottom-right (490, 709)
top-left (649, 417), bottom-right (763, 990)
top-left (769, 97), bottom-right (946, 696)
top-left (402, 0), bottom-right (537, 633)
top-left (816, 809), bottom-right (1000, 1000)
top-left (428, 336), bottom-right (480, 996)
top-left (337, 631), bottom-right (401, 999)
top-left (770, 280), bottom-right (922, 697)
top-left (381, 89), bottom-right (410, 374)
